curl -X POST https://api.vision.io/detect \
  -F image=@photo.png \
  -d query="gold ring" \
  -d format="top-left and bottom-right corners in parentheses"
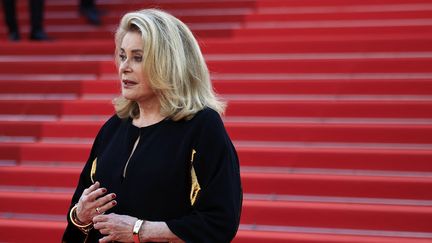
top-left (96, 207), bottom-right (100, 214)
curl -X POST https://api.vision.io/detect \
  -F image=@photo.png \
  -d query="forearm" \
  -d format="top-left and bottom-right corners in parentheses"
top-left (139, 221), bottom-right (184, 243)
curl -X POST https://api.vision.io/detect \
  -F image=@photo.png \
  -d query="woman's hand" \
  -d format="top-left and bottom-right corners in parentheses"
top-left (93, 213), bottom-right (138, 242)
top-left (76, 181), bottom-right (117, 224)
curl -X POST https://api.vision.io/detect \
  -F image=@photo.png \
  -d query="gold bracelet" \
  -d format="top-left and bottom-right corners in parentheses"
top-left (69, 204), bottom-right (93, 234)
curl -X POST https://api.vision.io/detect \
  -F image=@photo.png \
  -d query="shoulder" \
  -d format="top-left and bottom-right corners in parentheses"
top-left (97, 114), bottom-right (126, 138)
top-left (190, 107), bottom-right (224, 127)
top-left (188, 107), bottom-right (229, 142)
top-left (103, 114), bottom-right (124, 128)
top-left (187, 107), bottom-right (226, 135)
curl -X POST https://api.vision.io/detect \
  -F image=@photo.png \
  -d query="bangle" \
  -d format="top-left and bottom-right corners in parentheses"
top-left (69, 204), bottom-right (93, 234)
top-left (133, 219), bottom-right (144, 243)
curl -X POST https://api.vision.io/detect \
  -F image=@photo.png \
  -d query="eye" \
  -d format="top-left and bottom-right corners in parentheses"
top-left (134, 56), bottom-right (143, 62)
top-left (119, 54), bottom-right (126, 61)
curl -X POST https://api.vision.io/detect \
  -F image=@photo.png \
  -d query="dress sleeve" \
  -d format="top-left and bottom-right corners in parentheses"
top-left (166, 111), bottom-right (243, 243)
top-left (61, 123), bottom-right (105, 242)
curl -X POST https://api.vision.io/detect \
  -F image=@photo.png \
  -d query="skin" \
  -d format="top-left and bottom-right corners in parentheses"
top-left (76, 181), bottom-right (116, 225)
top-left (76, 31), bottom-right (184, 243)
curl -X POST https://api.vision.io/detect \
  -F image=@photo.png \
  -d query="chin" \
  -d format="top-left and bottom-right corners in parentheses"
top-left (121, 92), bottom-right (138, 101)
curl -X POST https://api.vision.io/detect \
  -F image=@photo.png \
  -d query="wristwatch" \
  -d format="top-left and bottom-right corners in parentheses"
top-left (133, 219), bottom-right (144, 243)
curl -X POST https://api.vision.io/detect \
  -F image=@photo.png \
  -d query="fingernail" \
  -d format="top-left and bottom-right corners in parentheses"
top-left (102, 188), bottom-right (107, 193)
top-left (111, 194), bottom-right (116, 199)
top-left (112, 201), bottom-right (117, 205)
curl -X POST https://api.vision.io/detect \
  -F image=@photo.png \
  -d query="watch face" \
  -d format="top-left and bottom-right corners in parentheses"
top-left (133, 220), bottom-right (143, 243)
top-left (133, 220), bottom-right (143, 234)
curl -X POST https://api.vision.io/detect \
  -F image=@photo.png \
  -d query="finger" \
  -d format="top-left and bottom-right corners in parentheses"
top-left (99, 235), bottom-right (113, 243)
top-left (98, 228), bottom-right (110, 235)
top-left (93, 221), bottom-right (109, 230)
top-left (93, 221), bottom-right (103, 230)
top-left (83, 181), bottom-right (100, 196)
top-left (95, 193), bottom-right (116, 208)
top-left (97, 200), bottom-right (117, 214)
top-left (86, 187), bottom-right (108, 202)
top-left (76, 198), bottom-right (101, 222)
top-left (93, 214), bottom-right (110, 224)
top-left (95, 206), bottom-right (103, 215)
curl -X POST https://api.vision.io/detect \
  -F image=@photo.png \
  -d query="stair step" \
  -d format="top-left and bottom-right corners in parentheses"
top-left (243, 193), bottom-right (432, 207)
top-left (1, 166), bottom-right (431, 200)
top-left (1, 194), bottom-right (431, 232)
top-left (0, 61), bottom-right (101, 75)
top-left (242, 200), bottom-right (432, 232)
top-left (2, 121), bottom-right (432, 144)
top-left (2, 79), bottom-right (432, 95)
top-left (234, 26), bottom-right (432, 39)
top-left (254, 0), bottom-right (432, 8)
top-left (226, 100), bottom-right (432, 118)
top-left (1, 57), bottom-right (432, 74)
top-left (238, 145), bottom-right (432, 171)
top-left (21, 9), bottom-right (432, 25)
top-left (4, 52), bottom-right (432, 63)
top-left (0, 218), bottom-right (65, 242)
top-left (1, 142), bottom-right (431, 172)
top-left (229, 122), bottom-right (432, 143)
top-left (1, 185), bottom-right (431, 207)
top-left (0, 191), bottom-right (71, 215)
top-left (2, 38), bottom-right (432, 56)
top-left (11, 0), bottom-right (432, 11)
top-left (208, 58), bottom-right (432, 74)
top-left (0, 166), bottom-right (80, 188)
top-left (246, 10), bottom-right (432, 22)
top-left (235, 229), bottom-right (432, 243)
top-left (7, 8), bottom-right (432, 26)
top-left (2, 23), bottom-right (432, 39)
top-left (2, 216), bottom-right (429, 243)
top-left (12, 1), bottom-right (255, 13)
top-left (242, 171), bottom-right (432, 200)
top-left (3, 94), bottom-right (432, 102)
top-left (4, 52), bottom-right (432, 62)
top-left (1, 100), bottom-right (432, 118)
top-left (201, 38), bottom-right (432, 53)
top-left (212, 79), bottom-right (432, 95)
top-left (2, 114), bottom-right (432, 124)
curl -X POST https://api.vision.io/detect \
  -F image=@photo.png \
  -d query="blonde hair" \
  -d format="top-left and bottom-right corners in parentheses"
top-left (113, 9), bottom-right (225, 121)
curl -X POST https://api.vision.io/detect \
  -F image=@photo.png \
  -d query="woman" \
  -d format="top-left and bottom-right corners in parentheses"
top-left (62, 9), bottom-right (242, 243)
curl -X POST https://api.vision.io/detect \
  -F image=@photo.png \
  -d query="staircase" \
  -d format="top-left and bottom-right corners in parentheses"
top-left (1, 0), bottom-right (432, 242)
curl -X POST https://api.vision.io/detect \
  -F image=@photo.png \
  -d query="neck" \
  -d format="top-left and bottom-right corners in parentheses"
top-left (133, 99), bottom-right (164, 127)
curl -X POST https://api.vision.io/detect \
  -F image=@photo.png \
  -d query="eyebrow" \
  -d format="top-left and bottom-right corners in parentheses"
top-left (120, 48), bottom-right (143, 53)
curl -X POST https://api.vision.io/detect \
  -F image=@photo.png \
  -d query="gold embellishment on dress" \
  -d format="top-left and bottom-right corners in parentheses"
top-left (191, 149), bottom-right (196, 162)
top-left (90, 158), bottom-right (97, 183)
top-left (190, 149), bottom-right (201, 206)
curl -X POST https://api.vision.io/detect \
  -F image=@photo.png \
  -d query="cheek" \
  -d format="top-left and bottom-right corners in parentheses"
top-left (134, 65), bottom-right (145, 77)
top-left (118, 66), bottom-right (123, 79)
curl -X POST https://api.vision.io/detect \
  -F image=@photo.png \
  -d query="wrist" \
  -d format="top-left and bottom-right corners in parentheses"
top-left (74, 207), bottom-right (89, 225)
top-left (69, 205), bottom-right (93, 234)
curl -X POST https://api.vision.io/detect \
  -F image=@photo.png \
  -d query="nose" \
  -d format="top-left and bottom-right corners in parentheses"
top-left (119, 59), bottom-right (132, 74)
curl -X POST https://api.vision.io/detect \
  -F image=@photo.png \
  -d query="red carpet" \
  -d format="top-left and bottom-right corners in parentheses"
top-left (1, 0), bottom-right (432, 242)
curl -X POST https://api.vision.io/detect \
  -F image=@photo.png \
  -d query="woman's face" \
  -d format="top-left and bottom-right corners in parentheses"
top-left (118, 31), bottom-right (155, 103)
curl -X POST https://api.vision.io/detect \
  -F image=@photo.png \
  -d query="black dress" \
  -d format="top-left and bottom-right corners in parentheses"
top-left (62, 108), bottom-right (243, 243)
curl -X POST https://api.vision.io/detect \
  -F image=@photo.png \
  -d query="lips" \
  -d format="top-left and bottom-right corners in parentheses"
top-left (122, 79), bottom-right (138, 87)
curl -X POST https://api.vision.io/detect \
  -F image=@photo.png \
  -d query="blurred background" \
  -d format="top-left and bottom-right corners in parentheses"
top-left (0, 0), bottom-right (432, 242)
